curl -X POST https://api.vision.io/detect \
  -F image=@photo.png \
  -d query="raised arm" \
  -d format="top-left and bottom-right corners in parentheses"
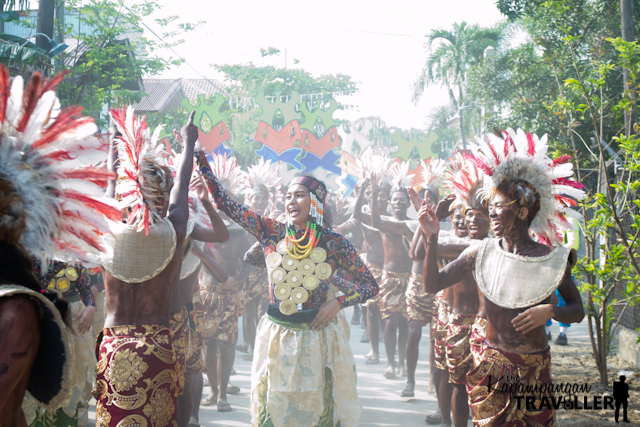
top-left (353, 183), bottom-right (372, 225)
top-left (190, 173), bottom-right (230, 243)
top-left (333, 216), bottom-right (360, 235)
top-left (168, 111), bottom-right (197, 242)
top-left (194, 151), bottom-right (274, 244)
top-left (192, 243), bottom-right (228, 284)
top-left (370, 173), bottom-right (412, 236)
top-left (331, 237), bottom-right (379, 309)
top-left (419, 203), bottom-right (477, 293)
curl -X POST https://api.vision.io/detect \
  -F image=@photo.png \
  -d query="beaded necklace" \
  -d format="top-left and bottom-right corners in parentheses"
top-left (285, 178), bottom-right (325, 260)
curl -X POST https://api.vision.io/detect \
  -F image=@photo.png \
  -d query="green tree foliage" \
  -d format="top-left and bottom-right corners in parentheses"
top-left (54, 0), bottom-right (202, 129)
top-left (412, 22), bottom-right (503, 148)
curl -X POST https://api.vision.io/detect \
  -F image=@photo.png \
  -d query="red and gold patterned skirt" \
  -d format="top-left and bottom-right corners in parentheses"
top-left (93, 325), bottom-right (177, 427)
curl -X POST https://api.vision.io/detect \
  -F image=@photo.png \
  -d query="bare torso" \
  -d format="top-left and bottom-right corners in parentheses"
top-left (102, 240), bottom-right (185, 328)
top-left (380, 227), bottom-right (412, 273)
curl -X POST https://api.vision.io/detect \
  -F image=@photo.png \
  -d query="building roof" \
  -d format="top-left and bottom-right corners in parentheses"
top-left (133, 78), bottom-right (225, 114)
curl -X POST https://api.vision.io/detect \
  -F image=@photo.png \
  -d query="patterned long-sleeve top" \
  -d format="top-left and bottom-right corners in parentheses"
top-left (32, 259), bottom-right (95, 307)
top-left (196, 151), bottom-right (378, 320)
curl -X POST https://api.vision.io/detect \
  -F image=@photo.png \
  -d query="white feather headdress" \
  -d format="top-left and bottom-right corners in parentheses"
top-left (0, 68), bottom-right (121, 266)
top-left (419, 158), bottom-right (447, 200)
top-left (445, 152), bottom-right (483, 205)
top-left (468, 128), bottom-right (585, 245)
top-left (209, 153), bottom-right (247, 199)
top-left (111, 106), bottom-right (169, 235)
top-left (244, 158), bottom-right (281, 212)
top-left (355, 150), bottom-right (393, 187)
top-left (389, 160), bottom-right (414, 192)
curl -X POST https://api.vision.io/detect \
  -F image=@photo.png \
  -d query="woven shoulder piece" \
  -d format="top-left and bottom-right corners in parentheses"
top-left (102, 217), bottom-right (176, 283)
top-left (475, 238), bottom-right (572, 309)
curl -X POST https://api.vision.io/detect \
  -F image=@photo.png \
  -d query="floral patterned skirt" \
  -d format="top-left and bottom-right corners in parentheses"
top-left (250, 315), bottom-right (361, 427)
top-left (93, 325), bottom-right (177, 427)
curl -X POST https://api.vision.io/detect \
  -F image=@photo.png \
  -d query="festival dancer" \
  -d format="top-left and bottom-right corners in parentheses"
top-left (237, 160), bottom-right (281, 360)
top-left (439, 162), bottom-right (491, 427)
top-left (197, 154), bottom-right (253, 412)
top-left (425, 193), bottom-right (468, 426)
top-left (0, 68), bottom-right (120, 427)
top-left (419, 129), bottom-right (585, 426)
top-left (349, 152), bottom-right (392, 357)
top-left (402, 158), bottom-right (446, 398)
top-left (22, 261), bottom-right (97, 427)
top-left (95, 108), bottom-right (198, 426)
top-left (358, 164), bottom-right (414, 378)
top-left (196, 149), bottom-right (378, 427)
top-left (189, 242), bottom-right (229, 426)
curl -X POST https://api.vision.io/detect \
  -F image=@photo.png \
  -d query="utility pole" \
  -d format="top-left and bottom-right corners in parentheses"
top-left (36, 0), bottom-right (55, 50)
top-left (621, 0), bottom-right (636, 135)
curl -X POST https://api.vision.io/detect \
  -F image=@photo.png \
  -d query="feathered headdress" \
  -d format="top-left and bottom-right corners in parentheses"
top-left (111, 106), bottom-right (169, 236)
top-left (355, 150), bottom-right (393, 187)
top-left (389, 160), bottom-right (415, 193)
top-left (244, 158), bottom-right (281, 213)
top-left (209, 153), bottom-right (247, 200)
top-left (0, 67), bottom-right (121, 266)
top-left (468, 128), bottom-right (585, 245)
top-left (419, 158), bottom-right (447, 201)
top-left (445, 152), bottom-right (483, 209)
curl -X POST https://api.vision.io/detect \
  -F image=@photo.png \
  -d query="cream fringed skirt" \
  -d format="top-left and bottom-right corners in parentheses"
top-left (250, 314), bottom-right (361, 427)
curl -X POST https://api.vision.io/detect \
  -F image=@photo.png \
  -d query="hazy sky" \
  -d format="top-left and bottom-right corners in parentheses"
top-left (150, 0), bottom-right (505, 130)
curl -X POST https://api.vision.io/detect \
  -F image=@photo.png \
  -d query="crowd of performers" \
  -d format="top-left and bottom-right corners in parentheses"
top-left (0, 67), bottom-right (586, 427)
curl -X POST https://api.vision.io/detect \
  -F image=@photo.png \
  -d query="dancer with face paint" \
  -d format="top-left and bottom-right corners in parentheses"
top-left (195, 150), bottom-right (378, 427)
top-left (419, 129), bottom-right (585, 427)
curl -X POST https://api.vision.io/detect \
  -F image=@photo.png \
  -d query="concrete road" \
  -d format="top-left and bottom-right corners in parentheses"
top-left (89, 306), bottom-right (590, 426)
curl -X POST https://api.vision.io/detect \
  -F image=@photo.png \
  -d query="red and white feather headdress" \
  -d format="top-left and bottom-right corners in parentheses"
top-left (445, 152), bottom-right (483, 203)
top-left (0, 67), bottom-right (121, 266)
top-left (468, 128), bottom-right (585, 245)
top-left (111, 106), bottom-right (169, 235)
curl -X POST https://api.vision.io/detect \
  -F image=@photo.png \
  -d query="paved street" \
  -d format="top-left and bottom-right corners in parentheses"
top-left (89, 306), bottom-right (591, 426)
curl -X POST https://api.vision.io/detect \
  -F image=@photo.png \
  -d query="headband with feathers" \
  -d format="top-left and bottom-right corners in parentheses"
top-left (111, 106), bottom-right (169, 236)
top-left (0, 67), bottom-right (121, 267)
top-left (445, 152), bottom-right (483, 205)
top-left (467, 128), bottom-right (585, 245)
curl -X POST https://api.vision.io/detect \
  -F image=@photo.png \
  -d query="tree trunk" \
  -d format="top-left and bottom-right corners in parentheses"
top-left (36, 0), bottom-right (55, 50)
top-left (621, 0), bottom-right (636, 134)
top-left (458, 85), bottom-right (467, 149)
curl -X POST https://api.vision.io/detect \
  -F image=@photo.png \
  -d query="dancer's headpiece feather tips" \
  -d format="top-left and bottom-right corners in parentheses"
top-left (468, 128), bottom-right (585, 245)
top-left (355, 150), bottom-right (393, 187)
top-left (389, 160), bottom-right (414, 193)
top-left (208, 153), bottom-right (247, 200)
top-left (445, 152), bottom-right (483, 210)
top-left (419, 158), bottom-right (447, 201)
top-left (111, 106), bottom-right (169, 236)
top-left (0, 67), bottom-right (121, 266)
top-left (244, 158), bottom-right (281, 212)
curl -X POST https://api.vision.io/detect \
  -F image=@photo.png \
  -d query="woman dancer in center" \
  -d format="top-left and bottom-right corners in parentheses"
top-left (195, 150), bottom-right (378, 427)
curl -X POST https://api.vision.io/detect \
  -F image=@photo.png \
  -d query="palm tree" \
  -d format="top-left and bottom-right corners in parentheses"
top-left (412, 22), bottom-right (503, 149)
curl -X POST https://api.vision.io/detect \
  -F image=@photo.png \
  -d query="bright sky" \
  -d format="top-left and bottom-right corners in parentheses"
top-left (150, 0), bottom-right (505, 130)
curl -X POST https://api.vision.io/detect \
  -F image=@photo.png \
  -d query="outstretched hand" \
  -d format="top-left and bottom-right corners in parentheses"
top-left (435, 194), bottom-right (456, 221)
top-left (181, 111), bottom-right (199, 149)
top-left (407, 187), bottom-right (423, 211)
top-left (417, 201), bottom-right (440, 238)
